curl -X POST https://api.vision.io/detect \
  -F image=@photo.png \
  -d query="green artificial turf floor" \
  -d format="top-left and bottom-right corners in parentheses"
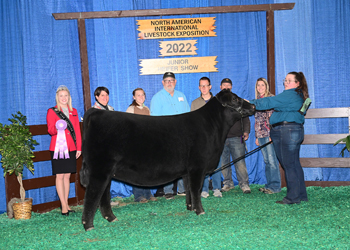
top-left (1, 185), bottom-right (350, 249)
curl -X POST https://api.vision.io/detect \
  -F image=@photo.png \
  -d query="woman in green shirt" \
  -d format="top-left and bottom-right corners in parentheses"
top-left (250, 72), bottom-right (309, 204)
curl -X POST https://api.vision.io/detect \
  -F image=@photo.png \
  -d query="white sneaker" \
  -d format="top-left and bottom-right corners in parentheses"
top-left (221, 185), bottom-right (234, 192)
top-left (201, 191), bottom-right (209, 198)
top-left (213, 189), bottom-right (222, 197)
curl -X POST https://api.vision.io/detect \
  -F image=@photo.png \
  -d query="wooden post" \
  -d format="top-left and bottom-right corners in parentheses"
top-left (266, 10), bottom-right (275, 95)
top-left (5, 174), bottom-right (20, 209)
top-left (77, 19), bottom-right (92, 112)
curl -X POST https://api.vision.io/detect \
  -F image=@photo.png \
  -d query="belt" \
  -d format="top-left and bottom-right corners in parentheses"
top-left (271, 121), bottom-right (297, 128)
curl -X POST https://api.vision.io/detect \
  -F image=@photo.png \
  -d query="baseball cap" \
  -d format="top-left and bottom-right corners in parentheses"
top-left (221, 78), bottom-right (232, 85)
top-left (163, 72), bottom-right (176, 79)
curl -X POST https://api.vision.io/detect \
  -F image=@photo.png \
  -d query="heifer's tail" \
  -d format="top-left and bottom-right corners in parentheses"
top-left (80, 107), bottom-right (95, 187)
top-left (80, 160), bottom-right (89, 187)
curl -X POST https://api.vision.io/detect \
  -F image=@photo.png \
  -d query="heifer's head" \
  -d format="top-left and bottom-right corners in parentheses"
top-left (215, 89), bottom-right (255, 117)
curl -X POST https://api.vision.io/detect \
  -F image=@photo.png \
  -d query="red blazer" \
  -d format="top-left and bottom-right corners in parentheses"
top-left (46, 106), bottom-right (82, 152)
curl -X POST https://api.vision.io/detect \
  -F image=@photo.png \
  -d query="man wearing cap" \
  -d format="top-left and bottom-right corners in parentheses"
top-left (191, 76), bottom-right (223, 198)
top-left (150, 72), bottom-right (190, 199)
top-left (220, 78), bottom-right (251, 194)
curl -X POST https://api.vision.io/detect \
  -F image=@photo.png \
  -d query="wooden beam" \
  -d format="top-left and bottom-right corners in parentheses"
top-left (305, 181), bottom-right (350, 187)
top-left (305, 107), bottom-right (350, 119)
top-left (77, 19), bottom-right (92, 112)
top-left (300, 158), bottom-right (350, 168)
top-left (266, 10), bottom-right (275, 94)
top-left (303, 134), bottom-right (348, 145)
top-left (33, 150), bottom-right (51, 162)
top-left (29, 124), bottom-right (48, 136)
top-left (23, 175), bottom-right (76, 190)
top-left (52, 3), bottom-right (295, 20)
top-left (32, 197), bottom-right (78, 214)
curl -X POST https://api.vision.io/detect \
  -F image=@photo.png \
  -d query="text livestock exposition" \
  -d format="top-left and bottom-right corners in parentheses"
top-left (137, 17), bottom-right (216, 39)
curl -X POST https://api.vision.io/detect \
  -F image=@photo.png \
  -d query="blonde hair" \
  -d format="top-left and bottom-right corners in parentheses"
top-left (255, 77), bottom-right (271, 99)
top-left (55, 85), bottom-right (73, 111)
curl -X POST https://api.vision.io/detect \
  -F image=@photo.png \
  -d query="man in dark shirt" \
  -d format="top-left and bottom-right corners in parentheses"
top-left (220, 78), bottom-right (251, 194)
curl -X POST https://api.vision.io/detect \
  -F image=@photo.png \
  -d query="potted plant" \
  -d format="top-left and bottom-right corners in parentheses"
top-left (0, 111), bottom-right (38, 219)
top-left (334, 134), bottom-right (350, 157)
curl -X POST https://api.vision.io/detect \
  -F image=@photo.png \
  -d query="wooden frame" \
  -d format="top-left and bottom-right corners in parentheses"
top-left (52, 3), bottom-right (295, 111)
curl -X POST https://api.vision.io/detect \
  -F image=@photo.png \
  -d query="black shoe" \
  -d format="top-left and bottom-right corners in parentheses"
top-left (61, 212), bottom-right (69, 216)
top-left (276, 200), bottom-right (300, 205)
top-left (164, 193), bottom-right (175, 200)
top-left (275, 200), bottom-right (287, 204)
top-left (154, 188), bottom-right (165, 197)
top-left (68, 210), bottom-right (76, 213)
top-left (177, 192), bottom-right (186, 196)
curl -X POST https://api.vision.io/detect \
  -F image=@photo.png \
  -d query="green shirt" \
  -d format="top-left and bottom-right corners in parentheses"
top-left (250, 88), bottom-right (305, 125)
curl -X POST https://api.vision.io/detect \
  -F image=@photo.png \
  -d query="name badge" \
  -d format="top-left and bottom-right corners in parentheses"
top-left (178, 97), bottom-right (184, 102)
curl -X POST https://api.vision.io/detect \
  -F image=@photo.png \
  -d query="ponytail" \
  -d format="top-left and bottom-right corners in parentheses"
top-left (288, 71), bottom-right (309, 100)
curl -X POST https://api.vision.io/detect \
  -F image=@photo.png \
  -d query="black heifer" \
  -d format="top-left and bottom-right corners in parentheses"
top-left (80, 89), bottom-right (255, 231)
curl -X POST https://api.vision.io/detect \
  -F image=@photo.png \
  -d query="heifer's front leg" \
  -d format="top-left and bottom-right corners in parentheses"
top-left (99, 180), bottom-right (118, 223)
top-left (82, 178), bottom-right (110, 231)
top-left (183, 176), bottom-right (193, 211)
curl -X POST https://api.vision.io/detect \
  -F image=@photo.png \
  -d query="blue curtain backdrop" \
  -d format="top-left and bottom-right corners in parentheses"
top-left (0, 0), bottom-right (349, 213)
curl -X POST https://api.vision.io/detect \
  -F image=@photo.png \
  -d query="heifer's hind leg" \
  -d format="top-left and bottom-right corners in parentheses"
top-left (82, 178), bottom-right (111, 231)
top-left (99, 179), bottom-right (118, 223)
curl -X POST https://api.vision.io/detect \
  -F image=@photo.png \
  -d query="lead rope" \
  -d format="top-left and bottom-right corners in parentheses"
top-left (208, 140), bottom-right (273, 175)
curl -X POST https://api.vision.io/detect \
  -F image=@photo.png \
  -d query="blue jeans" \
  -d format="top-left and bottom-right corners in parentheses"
top-left (164, 179), bottom-right (184, 194)
top-left (133, 186), bottom-right (152, 202)
top-left (202, 157), bottom-right (222, 192)
top-left (221, 137), bottom-right (249, 188)
top-left (258, 137), bottom-right (281, 193)
top-left (270, 123), bottom-right (308, 203)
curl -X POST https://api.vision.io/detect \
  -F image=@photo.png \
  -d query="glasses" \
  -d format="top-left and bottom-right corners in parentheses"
top-left (164, 80), bottom-right (175, 83)
top-left (283, 79), bottom-right (297, 85)
top-left (199, 85), bottom-right (210, 88)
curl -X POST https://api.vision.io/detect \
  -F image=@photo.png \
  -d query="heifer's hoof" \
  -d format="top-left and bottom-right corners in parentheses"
top-left (85, 226), bottom-right (95, 231)
top-left (105, 215), bottom-right (118, 222)
top-left (83, 221), bottom-right (95, 231)
top-left (186, 204), bottom-right (193, 211)
top-left (83, 224), bottom-right (95, 231)
top-left (195, 210), bottom-right (205, 215)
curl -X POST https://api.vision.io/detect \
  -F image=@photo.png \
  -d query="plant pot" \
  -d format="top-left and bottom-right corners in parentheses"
top-left (12, 198), bottom-right (33, 220)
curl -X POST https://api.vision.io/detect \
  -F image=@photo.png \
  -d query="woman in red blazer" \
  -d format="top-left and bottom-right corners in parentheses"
top-left (46, 85), bottom-right (82, 215)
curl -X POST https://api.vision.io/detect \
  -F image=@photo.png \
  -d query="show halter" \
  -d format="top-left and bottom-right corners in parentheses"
top-left (213, 92), bottom-right (266, 174)
top-left (220, 97), bottom-right (244, 115)
top-left (53, 120), bottom-right (70, 159)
